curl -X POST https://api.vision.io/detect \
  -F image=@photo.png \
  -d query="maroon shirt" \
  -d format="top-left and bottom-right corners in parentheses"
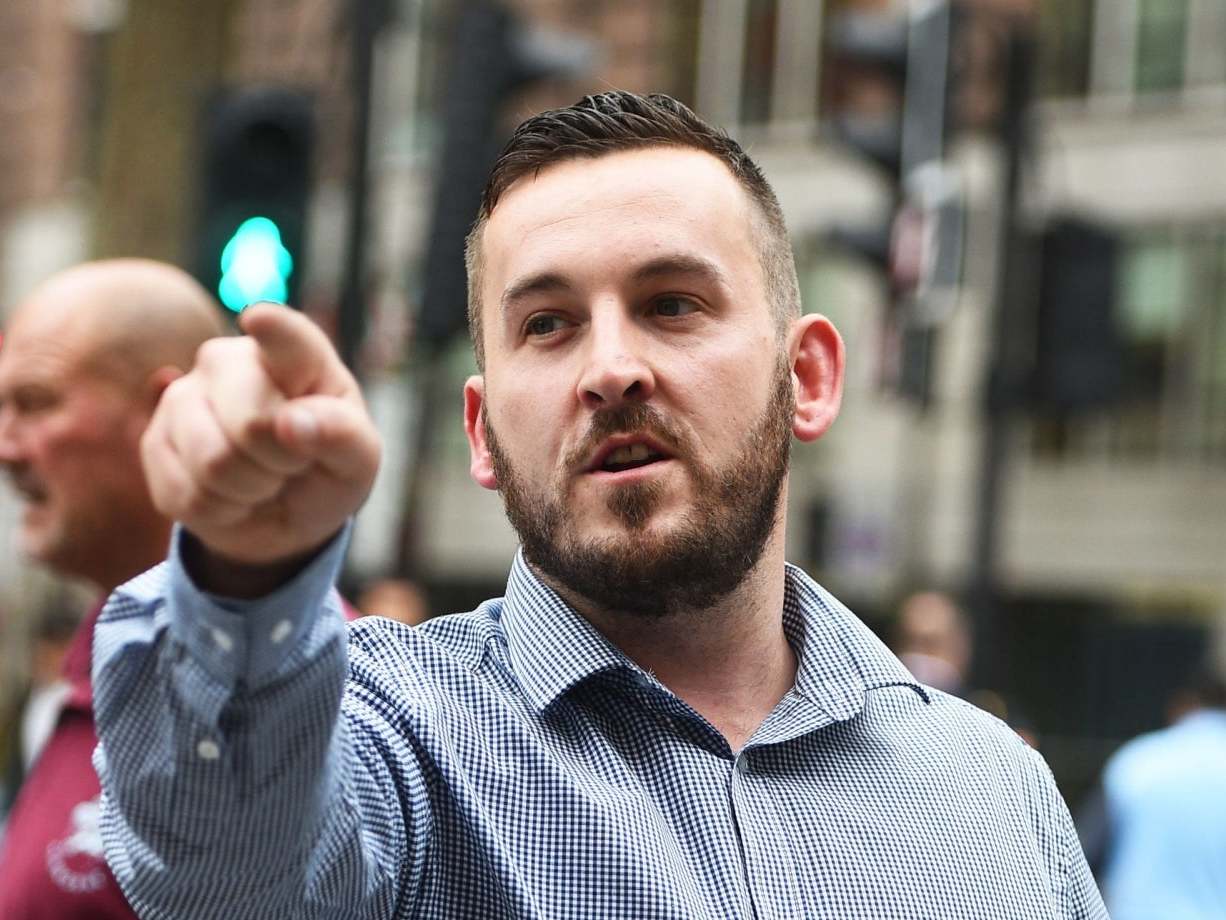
top-left (0, 601), bottom-right (131, 918)
top-left (0, 595), bottom-right (361, 917)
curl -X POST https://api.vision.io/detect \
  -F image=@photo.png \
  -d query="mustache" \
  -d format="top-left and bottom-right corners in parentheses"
top-left (3, 464), bottom-right (47, 501)
top-left (563, 402), bottom-right (688, 472)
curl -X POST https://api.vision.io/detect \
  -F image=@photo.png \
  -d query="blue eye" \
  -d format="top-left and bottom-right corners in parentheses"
top-left (654, 297), bottom-right (698, 318)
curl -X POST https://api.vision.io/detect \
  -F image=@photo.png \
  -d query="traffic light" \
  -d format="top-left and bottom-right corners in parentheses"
top-left (196, 87), bottom-right (314, 314)
top-left (416, 1), bottom-right (591, 351)
top-left (825, 1), bottom-right (964, 404)
top-left (1029, 216), bottom-right (1123, 412)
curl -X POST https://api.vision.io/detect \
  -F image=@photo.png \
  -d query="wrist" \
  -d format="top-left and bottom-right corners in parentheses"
top-left (180, 530), bottom-right (337, 600)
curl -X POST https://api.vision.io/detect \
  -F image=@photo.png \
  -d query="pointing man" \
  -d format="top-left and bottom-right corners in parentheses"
top-left (94, 94), bottom-right (1106, 918)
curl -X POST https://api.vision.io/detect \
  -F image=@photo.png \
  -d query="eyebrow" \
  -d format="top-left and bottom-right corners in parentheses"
top-left (500, 272), bottom-right (573, 318)
top-left (629, 254), bottom-right (730, 289)
top-left (500, 254), bottom-right (730, 319)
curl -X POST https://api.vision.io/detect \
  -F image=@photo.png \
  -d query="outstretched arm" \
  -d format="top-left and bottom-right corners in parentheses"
top-left (94, 305), bottom-right (416, 919)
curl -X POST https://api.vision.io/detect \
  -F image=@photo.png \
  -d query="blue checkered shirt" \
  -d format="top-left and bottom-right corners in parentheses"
top-left (93, 532), bottom-right (1107, 918)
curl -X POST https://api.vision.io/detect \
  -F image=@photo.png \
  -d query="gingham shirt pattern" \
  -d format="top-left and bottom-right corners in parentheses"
top-left (94, 535), bottom-right (1107, 919)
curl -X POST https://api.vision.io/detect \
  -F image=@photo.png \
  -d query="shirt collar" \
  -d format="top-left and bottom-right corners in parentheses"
top-left (782, 563), bottom-right (928, 723)
top-left (499, 550), bottom-right (641, 714)
top-left (498, 551), bottom-right (926, 720)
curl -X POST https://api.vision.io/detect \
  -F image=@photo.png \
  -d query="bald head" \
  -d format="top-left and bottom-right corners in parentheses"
top-left (0, 259), bottom-right (226, 591)
top-left (9, 259), bottom-right (226, 388)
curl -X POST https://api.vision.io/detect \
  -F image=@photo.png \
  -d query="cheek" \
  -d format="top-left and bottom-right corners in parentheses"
top-left (490, 380), bottom-right (570, 465)
top-left (39, 415), bottom-right (133, 484)
top-left (678, 353), bottom-right (769, 439)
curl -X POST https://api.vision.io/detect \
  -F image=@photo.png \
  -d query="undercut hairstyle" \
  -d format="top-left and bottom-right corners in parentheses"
top-left (464, 91), bottom-right (802, 368)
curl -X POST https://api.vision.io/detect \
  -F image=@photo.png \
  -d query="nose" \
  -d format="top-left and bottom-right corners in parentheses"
top-left (576, 308), bottom-right (656, 410)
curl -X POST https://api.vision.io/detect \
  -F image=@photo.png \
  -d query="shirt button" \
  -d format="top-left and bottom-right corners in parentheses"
top-left (269, 619), bottom-right (293, 644)
top-left (197, 738), bottom-right (221, 761)
top-left (735, 755), bottom-right (750, 775)
top-left (211, 628), bottom-right (234, 653)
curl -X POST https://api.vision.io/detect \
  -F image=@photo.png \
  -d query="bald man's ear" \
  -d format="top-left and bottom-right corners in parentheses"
top-left (143, 365), bottom-right (184, 412)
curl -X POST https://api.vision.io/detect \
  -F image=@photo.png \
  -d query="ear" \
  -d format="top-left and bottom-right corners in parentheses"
top-left (142, 365), bottom-right (185, 412)
top-left (463, 375), bottom-right (498, 490)
top-left (787, 313), bottom-right (845, 443)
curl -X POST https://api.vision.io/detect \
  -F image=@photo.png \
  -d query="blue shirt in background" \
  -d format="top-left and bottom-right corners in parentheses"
top-left (1102, 708), bottom-right (1226, 920)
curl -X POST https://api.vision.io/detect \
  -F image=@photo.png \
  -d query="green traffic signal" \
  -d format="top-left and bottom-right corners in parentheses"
top-left (218, 216), bottom-right (294, 312)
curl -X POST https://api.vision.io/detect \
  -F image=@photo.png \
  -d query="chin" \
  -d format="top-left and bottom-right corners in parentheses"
top-left (21, 530), bottom-right (62, 568)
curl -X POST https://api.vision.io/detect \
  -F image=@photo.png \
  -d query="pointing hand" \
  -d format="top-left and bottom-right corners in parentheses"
top-left (141, 303), bottom-right (381, 593)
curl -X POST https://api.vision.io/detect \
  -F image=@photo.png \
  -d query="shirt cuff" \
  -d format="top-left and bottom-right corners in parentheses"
top-left (166, 524), bottom-right (351, 688)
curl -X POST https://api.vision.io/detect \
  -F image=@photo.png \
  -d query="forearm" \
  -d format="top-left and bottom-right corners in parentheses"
top-left (93, 530), bottom-right (402, 919)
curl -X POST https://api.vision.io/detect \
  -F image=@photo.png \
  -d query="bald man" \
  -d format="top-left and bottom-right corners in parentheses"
top-left (0, 259), bottom-right (225, 919)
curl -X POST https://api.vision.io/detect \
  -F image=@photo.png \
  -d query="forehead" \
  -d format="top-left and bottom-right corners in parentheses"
top-left (480, 147), bottom-right (760, 300)
top-left (0, 301), bottom-right (97, 389)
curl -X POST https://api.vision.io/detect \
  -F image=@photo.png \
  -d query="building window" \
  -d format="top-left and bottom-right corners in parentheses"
top-left (1134, 0), bottom-right (1189, 94)
top-left (1032, 225), bottom-right (1226, 463)
top-left (739, 0), bottom-right (778, 125)
top-left (1038, 0), bottom-right (1093, 98)
top-left (1040, 0), bottom-right (1226, 100)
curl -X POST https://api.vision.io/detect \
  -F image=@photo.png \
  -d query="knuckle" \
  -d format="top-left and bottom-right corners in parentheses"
top-left (181, 488), bottom-right (220, 521)
top-left (195, 338), bottom-right (226, 367)
top-left (198, 441), bottom-right (240, 482)
top-left (239, 414), bottom-right (274, 444)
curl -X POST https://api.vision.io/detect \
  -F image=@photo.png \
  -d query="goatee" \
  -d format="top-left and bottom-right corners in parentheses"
top-left (485, 357), bottom-right (795, 617)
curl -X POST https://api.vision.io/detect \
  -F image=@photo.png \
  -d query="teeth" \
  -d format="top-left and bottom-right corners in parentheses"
top-left (606, 443), bottom-right (651, 465)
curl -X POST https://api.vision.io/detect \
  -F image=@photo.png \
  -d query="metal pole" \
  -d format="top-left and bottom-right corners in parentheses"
top-left (338, 0), bottom-right (387, 373)
top-left (969, 23), bottom-right (1035, 690)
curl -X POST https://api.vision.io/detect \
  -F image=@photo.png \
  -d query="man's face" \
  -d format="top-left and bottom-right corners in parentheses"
top-left (0, 309), bottom-right (149, 580)
top-left (466, 147), bottom-right (799, 615)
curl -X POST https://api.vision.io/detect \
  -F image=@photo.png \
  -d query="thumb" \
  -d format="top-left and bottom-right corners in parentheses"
top-left (238, 302), bottom-right (352, 399)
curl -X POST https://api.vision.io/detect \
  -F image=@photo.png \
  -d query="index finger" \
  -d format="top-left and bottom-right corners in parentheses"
top-left (238, 302), bottom-right (354, 400)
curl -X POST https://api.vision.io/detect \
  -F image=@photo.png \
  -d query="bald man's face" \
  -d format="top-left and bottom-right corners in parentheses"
top-left (0, 304), bottom-right (157, 584)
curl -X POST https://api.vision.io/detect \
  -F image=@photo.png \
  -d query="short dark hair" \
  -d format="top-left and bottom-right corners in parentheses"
top-left (464, 91), bottom-right (801, 368)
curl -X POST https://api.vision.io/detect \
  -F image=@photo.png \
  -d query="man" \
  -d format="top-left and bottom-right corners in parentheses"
top-left (94, 93), bottom-right (1107, 918)
top-left (0, 259), bottom-right (226, 918)
top-left (1097, 668), bottom-right (1226, 918)
top-left (893, 590), bottom-right (973, 696)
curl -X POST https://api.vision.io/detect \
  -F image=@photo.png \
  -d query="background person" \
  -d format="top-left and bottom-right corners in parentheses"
top-left (0, 259), bottom-right (225, 919)
top-left (1093, 666), bottom-right (1226, 918)
top-left (0, 591), bottom-right (86, 823)
top-left (893, 589), bottom-right (973, 696)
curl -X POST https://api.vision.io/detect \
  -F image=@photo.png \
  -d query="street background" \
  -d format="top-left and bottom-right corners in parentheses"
top-left (1, 0), bottom-right (1224, 811)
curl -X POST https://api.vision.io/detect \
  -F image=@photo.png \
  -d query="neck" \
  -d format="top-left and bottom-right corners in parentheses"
top-left (86, 519), bottom-right (173, 596)
top-left (568, 535), bottom-right (796, 752)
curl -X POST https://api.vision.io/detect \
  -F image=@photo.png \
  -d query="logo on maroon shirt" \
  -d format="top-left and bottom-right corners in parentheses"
top-left (46, 796), bottom-right (107, 894)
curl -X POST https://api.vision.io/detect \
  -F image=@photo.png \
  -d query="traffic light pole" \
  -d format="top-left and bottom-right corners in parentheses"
top-left (969, 23), bottom-right (1036, 691)
top-left (338, 0), bottom-right (388, 373)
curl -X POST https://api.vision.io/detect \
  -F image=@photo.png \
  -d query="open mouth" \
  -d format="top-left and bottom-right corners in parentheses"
top-left (600, 443), bottom-right (666, 473)
top-left (588, 437), bottom-right (673, 475)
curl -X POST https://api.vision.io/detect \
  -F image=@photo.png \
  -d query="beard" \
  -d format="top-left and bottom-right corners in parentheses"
top-left (484, 356), bottom-right (795, 618)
